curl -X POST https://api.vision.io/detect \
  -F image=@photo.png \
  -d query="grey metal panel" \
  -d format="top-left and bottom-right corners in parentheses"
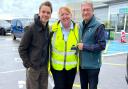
top-left (94, 7), bottom-right (108, 23)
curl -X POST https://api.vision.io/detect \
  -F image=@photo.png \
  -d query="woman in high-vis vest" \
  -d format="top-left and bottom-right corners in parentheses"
top-left (50, 7), bottom-right (79, 89)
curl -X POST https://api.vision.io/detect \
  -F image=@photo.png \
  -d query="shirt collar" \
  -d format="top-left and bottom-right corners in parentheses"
top-left (60, 21), bottom-right (74, 29)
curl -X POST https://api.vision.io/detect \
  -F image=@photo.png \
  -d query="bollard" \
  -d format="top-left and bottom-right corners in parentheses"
top-left (121, 30), bottom-right (126, 43)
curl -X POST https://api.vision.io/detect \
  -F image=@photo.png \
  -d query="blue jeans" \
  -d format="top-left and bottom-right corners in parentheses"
top-left (80, 68), bottom-right (100, 89)
top-left (51, 67), bottom-right (76, 89)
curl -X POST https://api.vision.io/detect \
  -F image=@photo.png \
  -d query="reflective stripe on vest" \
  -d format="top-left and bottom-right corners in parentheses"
top-left (51, 58), bottom-right (77, 71)
top-left (52, 48), bottom-right (76, 55)
top-left (52, 58), bottom-right (77, 65)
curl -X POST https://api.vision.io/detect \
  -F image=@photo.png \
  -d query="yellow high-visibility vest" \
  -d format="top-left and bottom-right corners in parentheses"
top-left (51, 21), bottom-right (79, 71)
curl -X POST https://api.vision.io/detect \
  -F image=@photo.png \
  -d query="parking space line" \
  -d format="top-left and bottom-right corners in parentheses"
top-left (73, 83), bottom-right (80, 88)
top-left (0, 69), bottom-right (25, 74)
top-left (103, 52), bottom-right (127, 56)
top-left (103, 40), bottom-right (111, 54)
top-left (0, 45), bottom-right (17, 48)
top-left (48, 76), bottom-right (54, 88)
top-left (73, 84), bottom-right (101, 89)
top-left (103, 62), bottom-right (126, 67)
top-left (18, 80), bottom-right (25, 88)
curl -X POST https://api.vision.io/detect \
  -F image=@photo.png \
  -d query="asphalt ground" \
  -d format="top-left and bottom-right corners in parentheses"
top-left (0, 35), bottom-right (127, 89)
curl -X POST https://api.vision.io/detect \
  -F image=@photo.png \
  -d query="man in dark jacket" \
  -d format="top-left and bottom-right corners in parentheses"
top-left (18, 1), bottom-right (52, 89)
top-left (77, 1), bottom-right (106, 89)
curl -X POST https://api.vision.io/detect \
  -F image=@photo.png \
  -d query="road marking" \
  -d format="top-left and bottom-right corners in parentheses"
top-left (0, 45), bottom-right (16, 48)
top-left (48, 76), bottom-right (54, 88)
top-left (18, 81), bottom-right (25, 88)
top-left (73, 83), bottom-right (80, 87)
top-left (103, 52), bottom-right (127, 56)
top-left (0, 69), bottom-right (25, 74)
top-left (103, 62), bottom-right (126, 67)
top-left (73, 84), bottom-right (101, 89)
top-left (103, 40), bottom-right (111, 54)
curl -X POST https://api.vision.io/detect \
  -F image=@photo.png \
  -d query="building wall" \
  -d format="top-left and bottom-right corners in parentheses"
top-left (109, 2), bottom-right (128, 14)
top-left (66, 2), bottom-right (82, 22)
top-left (66, 2), bottom-right (109, 23)
top-left (108, 1), bottom-right (128, 32)
top-left (94, 7), bottom-right (108, 23)
top-left (66, 1), bottom-right (128, 25)
top-left (108, 1), bottom-right (128, 21)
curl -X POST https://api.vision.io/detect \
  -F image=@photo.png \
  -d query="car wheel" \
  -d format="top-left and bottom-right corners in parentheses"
top-left (12, 34), bottom-right (16, 40)
top-left (1, 28), bottom-right (6, 36)
top-left (3, 31), bottom-right (6, 36)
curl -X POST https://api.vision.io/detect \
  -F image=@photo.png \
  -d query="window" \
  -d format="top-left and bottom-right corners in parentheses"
top-left (126, 14), bottom-right (128, 33)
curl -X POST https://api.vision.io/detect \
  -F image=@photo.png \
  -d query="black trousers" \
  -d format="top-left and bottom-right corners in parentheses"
top-left (51, 67), bottom-right (77, 89)
top-left (80, 68), bottom-right (100, 89)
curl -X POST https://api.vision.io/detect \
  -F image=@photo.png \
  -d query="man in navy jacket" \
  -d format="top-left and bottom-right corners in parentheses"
top-left (77, 1), bottom-right (106, 89)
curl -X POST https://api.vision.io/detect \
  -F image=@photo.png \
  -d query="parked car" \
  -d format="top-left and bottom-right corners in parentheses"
top-left (0, 20), bottom-right (11, 35)
top-left (11, 19), bottom-right (33, 40)
top-left (11, 19), bottom-right (24, 40)
top-left (126, 53), bottom-right (128, 84)
top-left (11, 18), bottom-right (56, 40)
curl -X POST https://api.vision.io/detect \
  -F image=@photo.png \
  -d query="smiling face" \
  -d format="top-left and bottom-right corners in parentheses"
top-left (59, 7), bottom-right (72, 28)
top-left (39, 5), bottom-right (52, 24)
top-left (81, 3), bottom-right (94, 22)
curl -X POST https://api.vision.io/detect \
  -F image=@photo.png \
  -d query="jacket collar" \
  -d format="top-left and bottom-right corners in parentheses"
top-left (34, 14), bottom-right (49, 32)
top-left (83, 15), bottom-right (97, 28)
top-left (60, 21), bottom-right (74, 30)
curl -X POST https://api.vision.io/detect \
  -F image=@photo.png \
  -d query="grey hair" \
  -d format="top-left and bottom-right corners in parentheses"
top-left (81, 0), bottom-right (94, 10)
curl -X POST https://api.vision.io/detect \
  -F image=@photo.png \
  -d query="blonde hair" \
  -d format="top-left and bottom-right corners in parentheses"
top-left (59, 6), bottom-right (72, 15)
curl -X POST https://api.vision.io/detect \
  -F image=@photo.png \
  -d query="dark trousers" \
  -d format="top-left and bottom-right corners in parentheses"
top-left (80, 68), bottom-right (100, 89)
top-left (26, 66), bottom-right (48, 89)
top-left (51, 67), bottom-right (77, 89)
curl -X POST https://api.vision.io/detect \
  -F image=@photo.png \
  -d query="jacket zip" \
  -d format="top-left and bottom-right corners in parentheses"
top-left (64, 41), bottom-right (67, 69)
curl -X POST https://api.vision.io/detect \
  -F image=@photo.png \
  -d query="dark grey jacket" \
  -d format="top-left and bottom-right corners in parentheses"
top-left (18, 15), bottom-right (50, 69)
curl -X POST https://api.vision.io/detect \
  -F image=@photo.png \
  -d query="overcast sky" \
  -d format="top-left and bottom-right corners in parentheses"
top-left (0, 0), bottom-right (65, 19)
top-left (0, 0), bottom-right (104, 20)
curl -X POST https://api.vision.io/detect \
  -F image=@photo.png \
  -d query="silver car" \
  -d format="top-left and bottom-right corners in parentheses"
top-left (0, 20), bottom-right (11, 35)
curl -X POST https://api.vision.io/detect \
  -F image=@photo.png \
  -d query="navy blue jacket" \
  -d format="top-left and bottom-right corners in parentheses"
top-left (79, 16), bottom-right (106, 69)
